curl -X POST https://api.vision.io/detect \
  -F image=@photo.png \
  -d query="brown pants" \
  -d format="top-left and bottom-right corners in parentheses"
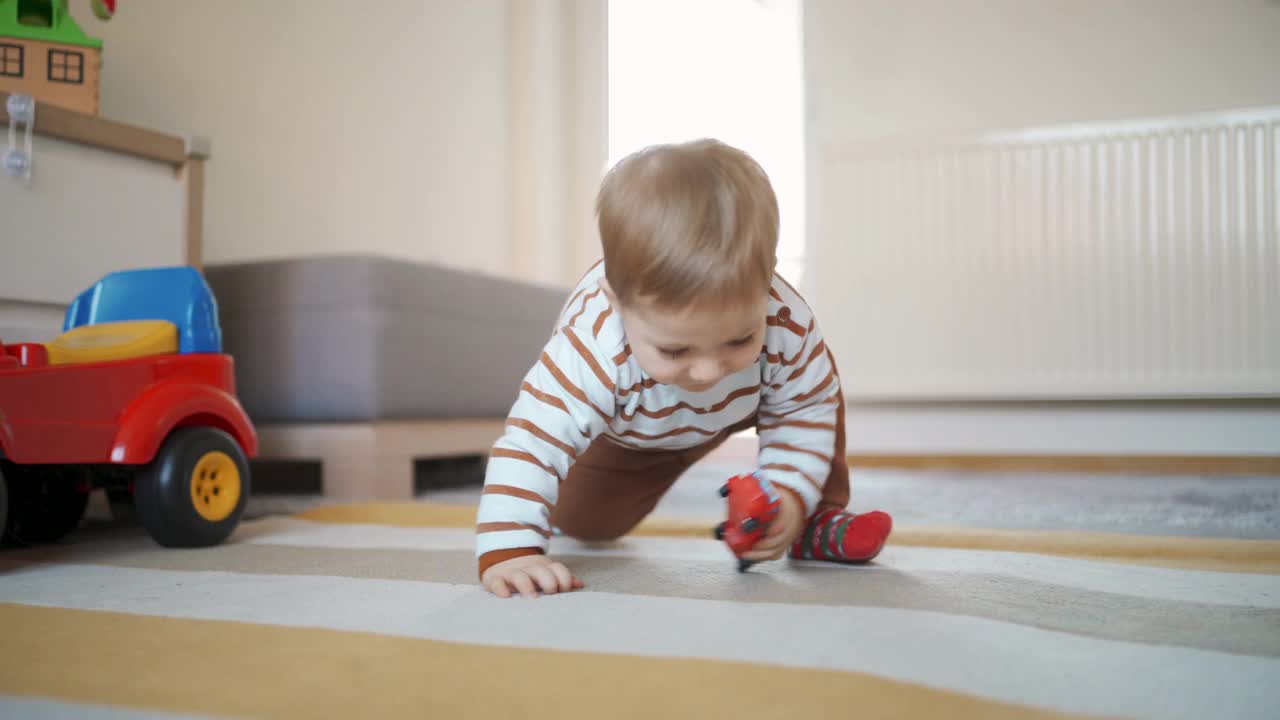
top-left (550, 393), bottom-right (851, 541)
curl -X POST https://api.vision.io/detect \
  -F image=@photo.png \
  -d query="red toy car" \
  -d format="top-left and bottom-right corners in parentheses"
top-left (0, 267), bottom-right (258, 548)
top-left (714, 472), bottom-right (782, 571)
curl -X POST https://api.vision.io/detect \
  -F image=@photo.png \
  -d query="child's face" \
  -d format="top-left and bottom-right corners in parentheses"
top-left (608, 284), bottom-right (768, 392)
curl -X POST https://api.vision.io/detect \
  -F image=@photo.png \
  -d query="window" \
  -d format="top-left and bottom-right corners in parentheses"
top-left (48, 49), bottom-right (83, 84)
top-left (17, 0), bottom-right (54, 28)
top-left (0, 44), bottom-right (23, 78)
top-left (608, 0), bottom-right (807, 287)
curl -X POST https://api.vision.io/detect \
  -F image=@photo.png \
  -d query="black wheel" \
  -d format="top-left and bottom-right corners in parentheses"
top-left (742, 517), bottom-right (759, 534)
top-left (135, 427), bottom-right (250, 548)
top-left (0, 465), bottom-right (8, 542)
top-left (718, 484), bottom-right (730, 497)
top-left (713, 522), bottom-right (726, 540)
top-left (0, 462), bottom-right (90, 546)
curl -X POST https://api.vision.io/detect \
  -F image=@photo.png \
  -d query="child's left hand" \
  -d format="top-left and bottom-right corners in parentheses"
top-left (739, 485), bottom-right (806, 563)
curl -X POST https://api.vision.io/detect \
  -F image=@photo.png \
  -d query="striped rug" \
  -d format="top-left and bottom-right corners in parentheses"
top-left (2, 502), bottom-right (1279, 719)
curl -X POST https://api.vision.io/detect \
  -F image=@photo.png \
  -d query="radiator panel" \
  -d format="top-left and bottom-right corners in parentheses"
top-left (820, 109), bottom-right (1280, 398)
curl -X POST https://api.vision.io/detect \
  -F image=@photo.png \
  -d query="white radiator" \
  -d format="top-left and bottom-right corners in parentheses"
top-left (820, 108), bottom-right (1280, 399)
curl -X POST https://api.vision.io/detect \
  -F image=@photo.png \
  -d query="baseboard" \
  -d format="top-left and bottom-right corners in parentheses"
top-left (844, 401), bottom-right (1280, 457)
top-left (845, 454), bottom-right (1280, 475)
top-left (699, 401), bottom-right (1280, 475)
top-left (0, 299), bottom-right (65, 343)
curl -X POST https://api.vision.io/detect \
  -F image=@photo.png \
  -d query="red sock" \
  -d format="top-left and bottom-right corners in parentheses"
top-left (789, 508), bottom-right (892, 563)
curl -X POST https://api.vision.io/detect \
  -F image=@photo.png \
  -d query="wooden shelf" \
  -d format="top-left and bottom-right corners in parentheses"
top-left (0, 90), bottom-right (203, 167)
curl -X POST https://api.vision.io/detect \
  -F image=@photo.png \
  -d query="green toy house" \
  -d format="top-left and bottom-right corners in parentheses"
top-left (0, 0), bottom-right (104, 115)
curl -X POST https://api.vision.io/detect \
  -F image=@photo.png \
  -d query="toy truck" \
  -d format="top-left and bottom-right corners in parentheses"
top-left (714, 472), bottom-right (782, 571)
top-left (0, 266), bottom-right (258, 547)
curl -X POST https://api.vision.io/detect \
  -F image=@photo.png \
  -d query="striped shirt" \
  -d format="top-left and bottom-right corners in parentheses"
top-left (476, 261), bottom-right (841, 560)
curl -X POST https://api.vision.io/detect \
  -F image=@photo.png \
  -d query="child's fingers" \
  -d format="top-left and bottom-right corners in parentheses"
top-left (511, 571), bottom-right (540, 599)
top-left (741, 534), bottom-right (787, 561)
top-left (527, 565), bottom-right (563, 595)
top-left (548, 562), bottom-right (576, 592)
top-left (486, 576), bottom-right (513, 599)
top-left (571, 576), bottom-right (585, 589)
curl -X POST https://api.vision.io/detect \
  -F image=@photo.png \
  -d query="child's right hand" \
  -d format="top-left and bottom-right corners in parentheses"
top-left (481, 554), bottom-right (584, 599)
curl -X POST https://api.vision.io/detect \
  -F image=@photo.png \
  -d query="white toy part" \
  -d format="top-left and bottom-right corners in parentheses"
top-left (4, 93), bottom-right (35, 182)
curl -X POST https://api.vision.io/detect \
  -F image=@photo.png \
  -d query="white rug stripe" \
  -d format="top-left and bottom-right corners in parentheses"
top-left (0, 695), bottom-right (215, 720)
top-left (2, 563), bottom-right (1276, 720)
top-left (246, 520), bottom-right (1280, 608)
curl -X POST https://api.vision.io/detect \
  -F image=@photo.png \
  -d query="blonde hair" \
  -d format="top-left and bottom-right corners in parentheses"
top-left (596, 139), bottom-right (778, 308)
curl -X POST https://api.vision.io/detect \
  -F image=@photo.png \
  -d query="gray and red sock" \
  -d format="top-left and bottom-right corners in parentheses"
top-left (789, 507), bottom-right (892, 563)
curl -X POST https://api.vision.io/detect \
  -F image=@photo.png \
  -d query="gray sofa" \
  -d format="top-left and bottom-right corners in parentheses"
top-left (201, 255), bottom-right (573, 499)
top-left (204, 255), bottom-right (570, 423)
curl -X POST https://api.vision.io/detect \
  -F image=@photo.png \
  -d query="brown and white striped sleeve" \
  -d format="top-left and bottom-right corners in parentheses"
top-left (475, 325), bottom-right (619, 575)
top-left (755, 300), bottom-right (840, 517)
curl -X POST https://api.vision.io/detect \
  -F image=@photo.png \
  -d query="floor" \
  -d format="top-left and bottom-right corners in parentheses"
top-left (13, 448), bottom-right (1280, 720)
top-left (80, 444), bottom-right (1280, 540)
top-left (417, 459), bottom-right (1280, 539)
top-left (8, 474), bottom-right (1280, 720)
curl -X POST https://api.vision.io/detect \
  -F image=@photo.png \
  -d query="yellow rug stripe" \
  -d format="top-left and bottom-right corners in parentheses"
top-left (0, 603), bottom-right (1086, 720)
top-left (884, 527), bottom-right (1280, 575)
top-left (296, 502), bottom-right (1280, 574)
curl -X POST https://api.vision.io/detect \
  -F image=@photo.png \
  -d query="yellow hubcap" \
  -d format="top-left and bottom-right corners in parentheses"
top-left (190, 451), bottom-right (241, 522)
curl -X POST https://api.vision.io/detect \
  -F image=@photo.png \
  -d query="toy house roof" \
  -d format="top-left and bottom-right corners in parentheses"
top-left (0, 0), bottom-right (102, 49)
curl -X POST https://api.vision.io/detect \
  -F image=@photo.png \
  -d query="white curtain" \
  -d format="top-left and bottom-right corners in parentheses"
top-left (506, 0), bottom-right (608, 288)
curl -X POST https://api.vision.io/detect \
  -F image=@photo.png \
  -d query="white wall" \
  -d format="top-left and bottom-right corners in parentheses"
top-left (844, 403), bottom-right (1280, 456)
top-left (805, 0), bottom-right (1280, 145)
top-left (68, 0), bottom-right (605, 286)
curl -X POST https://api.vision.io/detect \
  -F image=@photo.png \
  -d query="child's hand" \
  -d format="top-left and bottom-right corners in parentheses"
top-left (481, 554), bottom-right (584, 599)
top-left (739, 486), bottom-right (806, 563)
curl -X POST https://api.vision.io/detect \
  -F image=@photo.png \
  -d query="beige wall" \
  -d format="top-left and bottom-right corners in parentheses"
top-left (804, 0), bottom-right (1280, 145)
top-left (507, 0), bottom-right (609, 285)
top-left (68, 0), bottom-right (605, 286)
